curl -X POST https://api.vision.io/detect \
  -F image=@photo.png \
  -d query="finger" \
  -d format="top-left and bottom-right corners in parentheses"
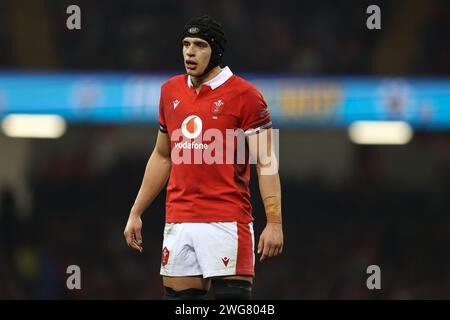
top-left (273, 245), bottom-right (282, 257)
top-left (260, 243), bottom-right (270, 262)
top-left (130, 241), bottom-right (143, 253)
top-left (134, 228), bottom-right (143, 245)
top-left (274, 243), bottom-right (283, 256)
top-left (257, 238), bottom-right (264, 255)
top-left (124, 230), bottom-right (133, 246)
top-left (135, 243), bottom-right (143, 253)
top-left (267, 246), bottom-right (275, 258)
top-left (132, 235), bottom-right (143, 252)
top-left (271, 247), bottom-right (279, 257)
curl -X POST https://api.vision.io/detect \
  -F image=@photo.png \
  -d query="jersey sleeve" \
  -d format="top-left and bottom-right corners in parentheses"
top-left (240, 87), bottom-right (272, 136)
top-left (158, 86), bottom-right (168, 133)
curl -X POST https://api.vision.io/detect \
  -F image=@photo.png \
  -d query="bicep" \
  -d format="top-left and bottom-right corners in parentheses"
top-left (246, 128), bottom-right (278, 176)
top-left (246, 128), bottom-right (273, 166)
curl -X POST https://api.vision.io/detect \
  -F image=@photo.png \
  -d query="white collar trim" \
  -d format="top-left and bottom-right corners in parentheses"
top-left (187, 66), bottom-right (233, 90)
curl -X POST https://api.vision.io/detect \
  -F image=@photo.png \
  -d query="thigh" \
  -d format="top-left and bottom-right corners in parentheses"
top-left (160, 223), bottom-right (203, 277)
top-left (193, 222), bottom-right (255, 278)
top-left (163, 276), bottom-right (211, 291)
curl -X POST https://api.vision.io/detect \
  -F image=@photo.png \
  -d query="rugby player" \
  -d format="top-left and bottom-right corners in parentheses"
top-left (124, 15), bottom-right (283, 300)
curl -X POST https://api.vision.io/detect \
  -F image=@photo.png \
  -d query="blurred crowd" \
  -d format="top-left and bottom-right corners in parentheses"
top-left (1, 129), bottom-right (450, 299)
top-left (0, 0), bottom-right (448, 74)
top-left (1, 0), bottom-right (450, 300)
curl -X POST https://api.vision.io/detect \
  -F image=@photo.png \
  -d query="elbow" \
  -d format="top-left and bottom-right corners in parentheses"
top-left (161, 154), bottom-right (172, 168)
top-left (256, 158), bottom-right (279, 176)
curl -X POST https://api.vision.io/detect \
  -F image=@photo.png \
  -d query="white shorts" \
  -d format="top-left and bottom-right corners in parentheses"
top-left (160, 222), bottom-right (255, 278)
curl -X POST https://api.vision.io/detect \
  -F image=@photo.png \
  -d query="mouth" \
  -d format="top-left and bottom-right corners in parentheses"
top-left (185, 60), bottom-right (198, 70)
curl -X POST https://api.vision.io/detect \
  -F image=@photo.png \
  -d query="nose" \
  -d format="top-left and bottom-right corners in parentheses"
top-left (186, 50), bottom-right (195, 58)
top-left (185, 45), bottom-right (195, 57)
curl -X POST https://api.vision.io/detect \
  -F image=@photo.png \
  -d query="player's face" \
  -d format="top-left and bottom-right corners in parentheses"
top-left (182, 37), bottom-right (212, 77)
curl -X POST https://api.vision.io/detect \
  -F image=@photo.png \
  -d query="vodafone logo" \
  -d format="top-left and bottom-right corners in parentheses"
top-left (174, 115), bottom-right (207, 150)
top-left (181, 115), bottom-right (202, 139)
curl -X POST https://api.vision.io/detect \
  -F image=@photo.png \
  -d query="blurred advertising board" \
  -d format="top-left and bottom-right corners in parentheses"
top-left (0, 73), bottom-right (449, 129)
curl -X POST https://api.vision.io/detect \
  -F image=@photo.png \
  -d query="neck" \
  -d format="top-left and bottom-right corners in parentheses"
top-left (190, 66), bottom-right (222, 88)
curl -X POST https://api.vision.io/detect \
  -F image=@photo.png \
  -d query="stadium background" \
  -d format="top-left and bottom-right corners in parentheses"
top-left (0, 0), bottom-right (450, 299)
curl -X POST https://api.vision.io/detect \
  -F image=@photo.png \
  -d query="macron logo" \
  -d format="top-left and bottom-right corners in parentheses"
top-left (173, 99), bottom-right (180, 109)
top-left (222, 257), bottom-right (230, 267)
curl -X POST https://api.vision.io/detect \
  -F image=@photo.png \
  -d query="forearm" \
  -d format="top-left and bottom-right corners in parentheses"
top-left (257, 171), bottom-right (282, 224)
top-left (130, 151), bottom-right (171, 217)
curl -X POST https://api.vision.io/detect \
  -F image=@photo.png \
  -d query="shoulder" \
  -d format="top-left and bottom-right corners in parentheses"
top-left (229, 75), bottom-right (265, 105)
top-left (231, 75), bottom-right (262, 98)
top-left (161, 74), bottom-right (187, 93)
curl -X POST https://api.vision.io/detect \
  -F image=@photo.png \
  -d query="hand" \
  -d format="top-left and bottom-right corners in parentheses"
top-left (257, 223), bottom-right (283, 262)
top-left (124, 213), bottom-right (143, 253)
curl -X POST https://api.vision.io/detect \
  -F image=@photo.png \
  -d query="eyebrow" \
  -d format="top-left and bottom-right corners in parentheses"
top-left (183, 40), bottom-right (209, 46)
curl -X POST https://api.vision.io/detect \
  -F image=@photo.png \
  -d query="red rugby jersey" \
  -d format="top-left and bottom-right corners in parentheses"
top-left (158, 67), bottom-right (272, 223)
